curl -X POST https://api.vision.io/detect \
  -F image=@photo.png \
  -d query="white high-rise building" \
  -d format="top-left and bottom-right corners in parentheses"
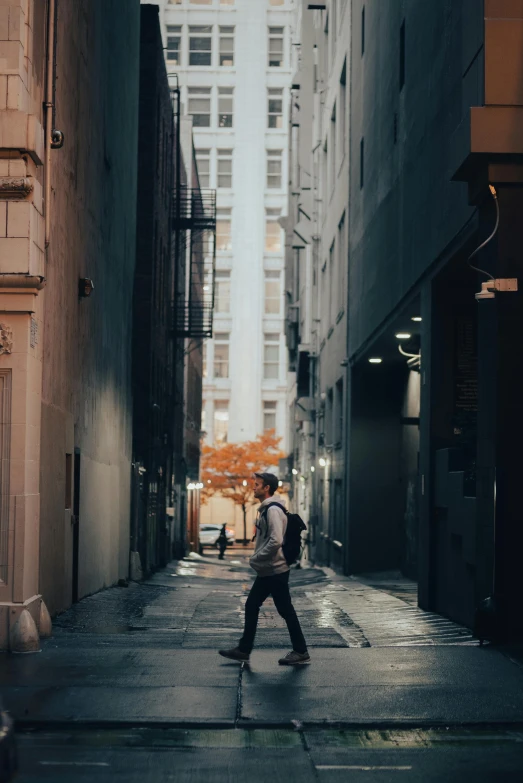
top-left (145, 0), bottom-right (295, 532)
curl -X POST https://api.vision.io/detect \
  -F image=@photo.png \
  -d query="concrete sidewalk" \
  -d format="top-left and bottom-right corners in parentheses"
top-left (3, 554), bottom-right (523, 729)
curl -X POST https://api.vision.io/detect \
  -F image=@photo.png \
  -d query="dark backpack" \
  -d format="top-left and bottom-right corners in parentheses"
top-left (260, 502), bottom-right (307, 566)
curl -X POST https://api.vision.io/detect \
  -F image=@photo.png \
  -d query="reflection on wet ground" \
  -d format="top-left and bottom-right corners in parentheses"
top-left (52, 549), bottom-right (475, 649)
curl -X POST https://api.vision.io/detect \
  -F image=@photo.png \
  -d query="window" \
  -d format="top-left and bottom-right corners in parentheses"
top-left (219, 26), bottom-right (235, 66)
top-left (335, 378), bottom-right (343, 446)
top-left (360, 137), bottom-right (364, 189)
top-left (269, 0), bottom-right (284, 4)
top-left (267, 149), bottom-right (283, 189)
top-left (268, 26), bottom-right (284, 67)
top-left (268, 88), bottom-right (283, 128)
top-left (202, 342), bottom-right (208, 379)
top-left (188, 87), bottom-right (211, 127)
top-left (400, 20), bottom-right (405, 90)
top-left (337, 212), bottom-right (346, 313)
top-left (326, 388), bottom-right (334, 444)
top-left (215, 270), bottom-right (231, 312)
top-left (265, 208), bottom-right (282, 252)
top-left (263, 401), bottom-right (277, 431)
top-left (213, 333), bottom-right (230, 378)
top-left (264, 333), bottom-right (280, 380)
top-left (264, 270), bottom-right (281, 314)
top-left (189, 26), bottom-right (212, 66)
top-left (330, 104), bottom-right (336, 193)
top-left (166, 25), bottom-right (182, 64)
top-left (196, 149), bottom-right (211, 188)
top-left (65, 454), bottom-right (72, 510)
top-left (339, 61), bottom-right (347, 165)
top-left (218, 87), bottom-right (234, 127)
top-left (217, 148), bottom-right (233, 188)
top-left (214, 401), bottom-right (229, 444)
top-left (321, 260), bottom-right (328, 337)
top-left (191, 0), bottom-right (212, 5)
top-left (329, 240), bottom-right (335, 326)
top-left (216, 207), bottom-right (232, 251)
top-left (361, 6), bottom-right (365, 56)
top-left (201, 407), bottom-right (207, 432)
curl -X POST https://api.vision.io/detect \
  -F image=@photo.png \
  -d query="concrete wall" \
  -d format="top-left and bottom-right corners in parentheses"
top-left (39, 0), bottom-right (140, 613)
top-left (348, 0), bottom-right (484, 359)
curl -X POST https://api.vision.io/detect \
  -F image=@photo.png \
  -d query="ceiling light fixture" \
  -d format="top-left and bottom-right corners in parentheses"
top-left (411, 316), bottom-right (422, 322)
top-left (369, 358), bottom-right (382, 364)
top-left (395, 333), bottom-right (411, 340)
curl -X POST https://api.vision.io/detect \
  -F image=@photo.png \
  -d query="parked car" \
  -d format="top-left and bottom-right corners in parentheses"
top-left (199, 524), bottom-right (235, 550)
top-left (0, 699), bottom-right (16, 782)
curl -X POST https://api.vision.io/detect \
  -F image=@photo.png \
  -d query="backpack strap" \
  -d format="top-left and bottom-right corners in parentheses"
top-left (259, 502), bottom-right (288, 538)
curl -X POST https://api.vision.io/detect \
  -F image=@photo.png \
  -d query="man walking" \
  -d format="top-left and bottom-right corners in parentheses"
top-left (219, 472), bottom-right (310, 665)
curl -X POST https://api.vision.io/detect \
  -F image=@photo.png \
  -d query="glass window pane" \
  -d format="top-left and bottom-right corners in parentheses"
top-left (264, 364), bottom-right (279, 380)
top-left (265, 223), bottom-right (281, 252)
top-left (216, 220), bottom-right (232, 251)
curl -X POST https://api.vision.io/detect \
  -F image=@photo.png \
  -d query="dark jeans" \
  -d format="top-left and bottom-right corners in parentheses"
top-left (238, 570), bottom-right (307, 655)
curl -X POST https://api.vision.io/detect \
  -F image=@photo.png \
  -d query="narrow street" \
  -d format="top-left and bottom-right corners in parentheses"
top-left (5, 551), bottom-right (523, 781)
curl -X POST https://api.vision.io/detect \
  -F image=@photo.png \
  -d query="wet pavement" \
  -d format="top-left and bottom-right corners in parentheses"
top-left (4, 550), bottom-right (523, 780)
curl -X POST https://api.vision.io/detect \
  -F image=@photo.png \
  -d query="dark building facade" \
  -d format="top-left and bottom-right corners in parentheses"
top-left (347, 0), bottom-right (523, 636)
top-left (132, 5), bottom-right (178, 576)
top-left (132, 6), bottom-right (214, 574)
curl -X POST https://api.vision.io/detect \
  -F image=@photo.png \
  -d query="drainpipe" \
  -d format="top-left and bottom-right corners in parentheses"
top-left (44, 0), bottom-right (56, 248)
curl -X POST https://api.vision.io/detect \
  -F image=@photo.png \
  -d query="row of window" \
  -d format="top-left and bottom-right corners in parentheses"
top-left (196, 148), bottom-right (284, 190)
top-left (203, 399), bottom-right (279, 446)
top-left (211, 269), bottom-right (282, 315)
top-left (215, 207), bottom-right (283, 253)
top-left (167, 25), bottom-right (286, 69)
top-left (203, 332), bottom-right (282, 382)
top-left (186, 86), bottom-right (284, 130)
top-left (320, 211), bottom-right (347, 335)
top-left (321, 62), bottom-right (347, 205)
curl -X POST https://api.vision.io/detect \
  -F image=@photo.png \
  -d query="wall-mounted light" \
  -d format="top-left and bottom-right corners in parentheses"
top-left (319, 458), bottom-right (327, 467)
top-left (79, 278), bottom-right (94, 298)
top-left (369, 358), bottom-right (382, 364)
top-left (395, 333), bottom-right (411, 340)
top-left (310, 465), bottom-right (315, 472)
top-left (292, 468), bottom-right (298, 475)
top-left (411, 316), bottom-right (422, 322)
top-left (242, 479), bottom-right (247, 486)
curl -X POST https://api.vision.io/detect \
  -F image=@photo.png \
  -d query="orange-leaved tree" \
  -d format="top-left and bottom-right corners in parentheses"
top-left (201, 431), bottom-right (285, 546)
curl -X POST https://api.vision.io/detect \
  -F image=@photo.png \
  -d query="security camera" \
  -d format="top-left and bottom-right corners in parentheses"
top-left (475, 283), bottom-right (495, 301)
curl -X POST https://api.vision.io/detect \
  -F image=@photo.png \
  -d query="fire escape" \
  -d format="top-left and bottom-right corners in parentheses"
top-left (173, 187), bottom-right (217, 338)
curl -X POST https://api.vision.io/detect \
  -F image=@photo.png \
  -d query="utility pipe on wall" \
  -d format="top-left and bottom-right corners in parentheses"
top-left (44, 0), bottom-right (56, 248)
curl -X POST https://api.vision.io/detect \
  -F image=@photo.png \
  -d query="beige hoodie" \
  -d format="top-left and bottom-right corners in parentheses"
top-left (249, 496), bottom-right (289, 577)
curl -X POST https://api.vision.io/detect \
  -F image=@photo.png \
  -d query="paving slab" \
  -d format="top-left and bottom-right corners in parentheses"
top-left (240, 647), bottom-right (523, 725)
top-left (4, 684), bottom-right (238, 723)
top-left (1, 648), bottom-right (241, 689)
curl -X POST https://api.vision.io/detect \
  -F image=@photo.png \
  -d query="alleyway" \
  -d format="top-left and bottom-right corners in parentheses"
top-left (5, 553), bottom-right (523, 781)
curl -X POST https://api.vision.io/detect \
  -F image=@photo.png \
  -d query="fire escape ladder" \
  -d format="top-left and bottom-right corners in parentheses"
top-left (173, 187), bottom-right (216, 339)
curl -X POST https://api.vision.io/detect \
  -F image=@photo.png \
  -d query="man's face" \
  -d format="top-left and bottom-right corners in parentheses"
top-left (253, 476), bottom-right (269, 500)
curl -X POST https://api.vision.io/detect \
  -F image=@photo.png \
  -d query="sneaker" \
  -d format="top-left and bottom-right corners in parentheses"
top-left (278, 650), bottom-right (311, 666)
top-left (218, 647), bottom-right (250, 663)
